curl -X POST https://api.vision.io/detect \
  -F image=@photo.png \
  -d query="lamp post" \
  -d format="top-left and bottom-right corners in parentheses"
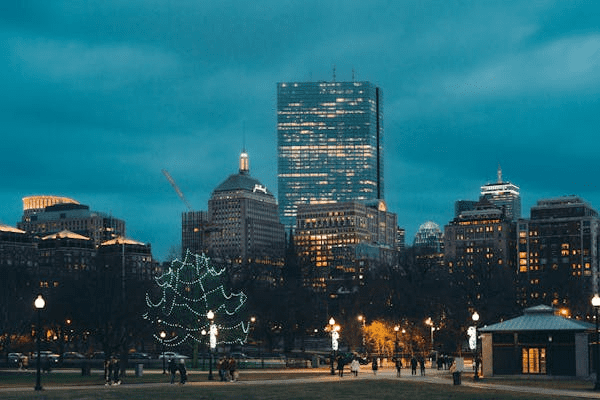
top-left (207, 310), bottom-right (216, 380)
top-left (160, 331), bottom-right (166, 374)
top-left (358, 315), bottom-right (366, 351)
top-left (329, 317), bottom-right (337, 375)
top-left (592, 295), bottom-right (600, 390)
top-left (472, 311), bottom-right (480, 381)
top-left (34, 294), bottom-right (45, 391)
top-left (394, 326), bottom-right (400, 357)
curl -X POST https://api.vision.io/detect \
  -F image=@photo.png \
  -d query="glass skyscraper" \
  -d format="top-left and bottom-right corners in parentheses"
top-left (277, 81), bottom-right (384, 228)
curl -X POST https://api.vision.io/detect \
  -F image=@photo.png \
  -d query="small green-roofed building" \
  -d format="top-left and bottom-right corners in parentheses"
top-left (479, 305), bottom-right (594, 377)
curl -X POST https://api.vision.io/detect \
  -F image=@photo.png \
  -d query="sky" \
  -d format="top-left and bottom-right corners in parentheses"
top-left (2, 1), bottom-right (600, 262)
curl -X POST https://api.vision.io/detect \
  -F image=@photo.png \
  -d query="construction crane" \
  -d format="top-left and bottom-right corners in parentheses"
top-left (162, 169), bottom-right (193, 211)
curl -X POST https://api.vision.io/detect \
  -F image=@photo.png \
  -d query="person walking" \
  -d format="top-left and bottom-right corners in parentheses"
top-left (178, 359), bottom-right (187, 384)
top-left (419, 357), bottom-right (426, 376)
top-left (337, 356), bottom-right (345, 377)
top-left (228, 356), bottom-right (237, 382)
top-left (410, 356), bottom-right (417, 376)
top-left (371, 358), bottom-right (378, 375)
top-left (395, 358), bottom-right (402, 377)
top-left (168, 358), bottom-right (178, 384)
top-left (104, 358), bottom-right (112, 386)
top-left (350, 358), bottom-right (360, 377)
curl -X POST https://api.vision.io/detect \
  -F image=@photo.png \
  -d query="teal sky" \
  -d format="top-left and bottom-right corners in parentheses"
top-left (2, 1), bottom-right (600, 261)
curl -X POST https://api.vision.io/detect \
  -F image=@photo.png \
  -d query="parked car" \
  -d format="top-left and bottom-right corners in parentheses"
top-left (90, 351), bottom-right (106, 360)
top-left (62, 352), bottom-right (86, 360)
top-left (31, 351), bottom-right (60, 366)
top-left (158, 351), bottom-right (189, 361)
top-left (129, 352), bottom-right (151, 360)
top-left (8, 353), bottom-right (28, 368)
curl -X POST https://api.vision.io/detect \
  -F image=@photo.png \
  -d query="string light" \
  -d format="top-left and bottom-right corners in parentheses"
top-left (144, 250), bottom-right (249, 348)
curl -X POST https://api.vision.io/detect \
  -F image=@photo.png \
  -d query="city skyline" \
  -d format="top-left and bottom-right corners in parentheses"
top-left (2, 2), bottom-right (600, 261)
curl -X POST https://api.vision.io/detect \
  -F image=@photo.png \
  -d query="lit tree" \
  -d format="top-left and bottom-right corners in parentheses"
top-left (144, 251), bottom-right (250, 348)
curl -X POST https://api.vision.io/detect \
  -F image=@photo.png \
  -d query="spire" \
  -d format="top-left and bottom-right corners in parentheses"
top-left (239, 150), bottom-right (249, 174)
top-left (497, 164), bottom-right (502, 183)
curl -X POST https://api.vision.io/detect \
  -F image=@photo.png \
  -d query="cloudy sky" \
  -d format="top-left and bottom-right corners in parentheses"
top-left (2, 1), bottom-right (600, 261)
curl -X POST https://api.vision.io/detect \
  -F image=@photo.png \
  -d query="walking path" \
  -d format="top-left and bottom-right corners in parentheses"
top-left (2, 366), bottom-right (600, 398)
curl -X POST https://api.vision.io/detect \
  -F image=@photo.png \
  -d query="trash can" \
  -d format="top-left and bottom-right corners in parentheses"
top-left (452, 372), bottom-right (461, 385)
top-left (135, 363), bottom-right (143, 377)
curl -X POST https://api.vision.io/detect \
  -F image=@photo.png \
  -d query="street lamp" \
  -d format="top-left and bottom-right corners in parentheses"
top-left (592, 295), bottom-right (600, 390)
top-left (160, 331), bottom-right (166, 374)
top-left (472, 311), bottom-right (480, 381)
top-left (394, 326), bottom-right (400, 356)
top-left (329, 318), bottom-right (337, 375)
top-left (207, 310), bottom-right (216, 380)
top-left (34, 294), bottom-right (45, 391)
top-left (358, 315), bottom-right (366, 351)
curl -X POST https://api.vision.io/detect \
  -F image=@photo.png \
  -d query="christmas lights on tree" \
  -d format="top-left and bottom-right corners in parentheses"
top-left (144, 250), bottom-right (249, 348)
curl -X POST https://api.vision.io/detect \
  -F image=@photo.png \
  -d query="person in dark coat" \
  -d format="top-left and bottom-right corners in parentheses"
top-left (112, 357), bottom-right (121, 385)
top-left (337, 356), bottom-right (345, 377)
top-left (371, 358), bottom-right (378, 375)
top-left (419, 357), bottom-right (426, 376)
top-left (168, 358), bottom-right (178, 384)
top-left (228, 357), bottom-right (237, 382)
top-left (410, 356), bottom-right (418, 375)
top-left (178, 359), bottom-right (187, 384)
top-left (395, 358), bottom-right (402, 377)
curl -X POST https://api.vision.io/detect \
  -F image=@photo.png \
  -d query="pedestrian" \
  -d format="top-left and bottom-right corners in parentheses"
top-left (419, 357), bottom-right (425, 376)
top-left (168, 358), bottom-right (178, 384)
top-left (112, 357), bottom-right (121, 385)
top-left (395, 358), bottom-right (402, 377)
top-left (410, 356), bottom-right (417, 376)
top-left (337, 356), bottom-right (345, 377)
top-left (350, 358), bottom-right (360, 377)
top-left (371, 358), bottom-right (378, 375)
top-left (178, 359), bottom-right (187, 384)
top-left (104, 358), bottom-right (112, 385)
top-left (228, 356), bottom-right (237, 382)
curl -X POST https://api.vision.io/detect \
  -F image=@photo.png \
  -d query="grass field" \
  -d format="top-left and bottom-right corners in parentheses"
top-left (1, 368), bottom-right (598, 400)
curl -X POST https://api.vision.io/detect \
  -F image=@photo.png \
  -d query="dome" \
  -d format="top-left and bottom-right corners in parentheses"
top-left (413, 221), bottom-right (443, 250)
top-left (212, 151), bottom-right (273, 196)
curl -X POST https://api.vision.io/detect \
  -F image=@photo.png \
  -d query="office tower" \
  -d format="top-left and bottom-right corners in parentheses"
top-left (517, 196), bottom-right (600, 316)
top-left (445, 200), bottom-right (515, 271)
top-left (277, 80), bottom-right (384, 229)
top-left (18, 195), bottom-right (125, 247)
top-left (208, 151), bottom-right (285, 270)
top-left (413, 221), bottom-right (444, 252)
top-left (181, 210), bottom-right (210, 257)
top-left (455, 200), bottom-right (478, 218)
top-left (294, 200), bottom-right (397, 292)
top-left (480, 166), bottom-right (521, 221)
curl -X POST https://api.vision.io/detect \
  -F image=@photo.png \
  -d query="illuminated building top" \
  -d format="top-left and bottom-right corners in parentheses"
top-left (480, 166), bottom-right (521, 220)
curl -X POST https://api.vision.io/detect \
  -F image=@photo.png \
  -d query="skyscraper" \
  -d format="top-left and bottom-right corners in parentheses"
top-left (480, 166), bottom-right (521, 221)
top-left (277, 80), bottom-right (384, 229)
top-left (208, 150), bottom-right (285, 271)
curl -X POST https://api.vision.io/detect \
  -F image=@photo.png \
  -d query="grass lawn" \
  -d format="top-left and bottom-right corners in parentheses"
top-left (0, 370), bottom-right (597, 400)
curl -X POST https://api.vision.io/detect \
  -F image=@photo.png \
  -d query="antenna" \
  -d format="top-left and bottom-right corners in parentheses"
top-left (162, 169), bottom-right (193, 211)
top-left (333, 65), bottom-right (336, 82)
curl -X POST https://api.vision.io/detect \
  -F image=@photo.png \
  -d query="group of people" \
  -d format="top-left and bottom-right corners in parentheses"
top-left (168, 358), bottom-right (188, 384)
top-left (216, 356), bottom-right (238, 382)
top-left (409, 356), bottom-right (427, 376)
top-left (103, 356), bottom-right (121, 386)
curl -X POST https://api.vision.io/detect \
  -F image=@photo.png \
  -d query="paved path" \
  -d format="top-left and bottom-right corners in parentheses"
top-left (3, 367), bottom-right (600, 398)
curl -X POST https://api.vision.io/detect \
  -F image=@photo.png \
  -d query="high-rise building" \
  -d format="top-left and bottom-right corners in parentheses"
top-left (480, 166), bottom-right (521, 221)
top-left (517, 196), bottom-right (600, 316)
top-left (277, 80), bottom-right (384, 229)
top-left (294, 200), bottom-right (397, 293)
top-left (208, 151), bottom-right (285, 271)
top-left (181, 211), bottom-right (210, 256)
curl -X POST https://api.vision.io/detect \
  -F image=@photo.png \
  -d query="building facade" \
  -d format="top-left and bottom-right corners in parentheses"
top-left (18, 195), bottom-right (125, 247)
top-left (517, 196), bottom-right (600, 316)
top-left (207, 151), bottom-right (285, 271)
top-left (294, 200), bottom-right (397, 293)
top-left (277, 81), bottom-right (384, 229)
top-left (181, 210), bottom-right (211, 257)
